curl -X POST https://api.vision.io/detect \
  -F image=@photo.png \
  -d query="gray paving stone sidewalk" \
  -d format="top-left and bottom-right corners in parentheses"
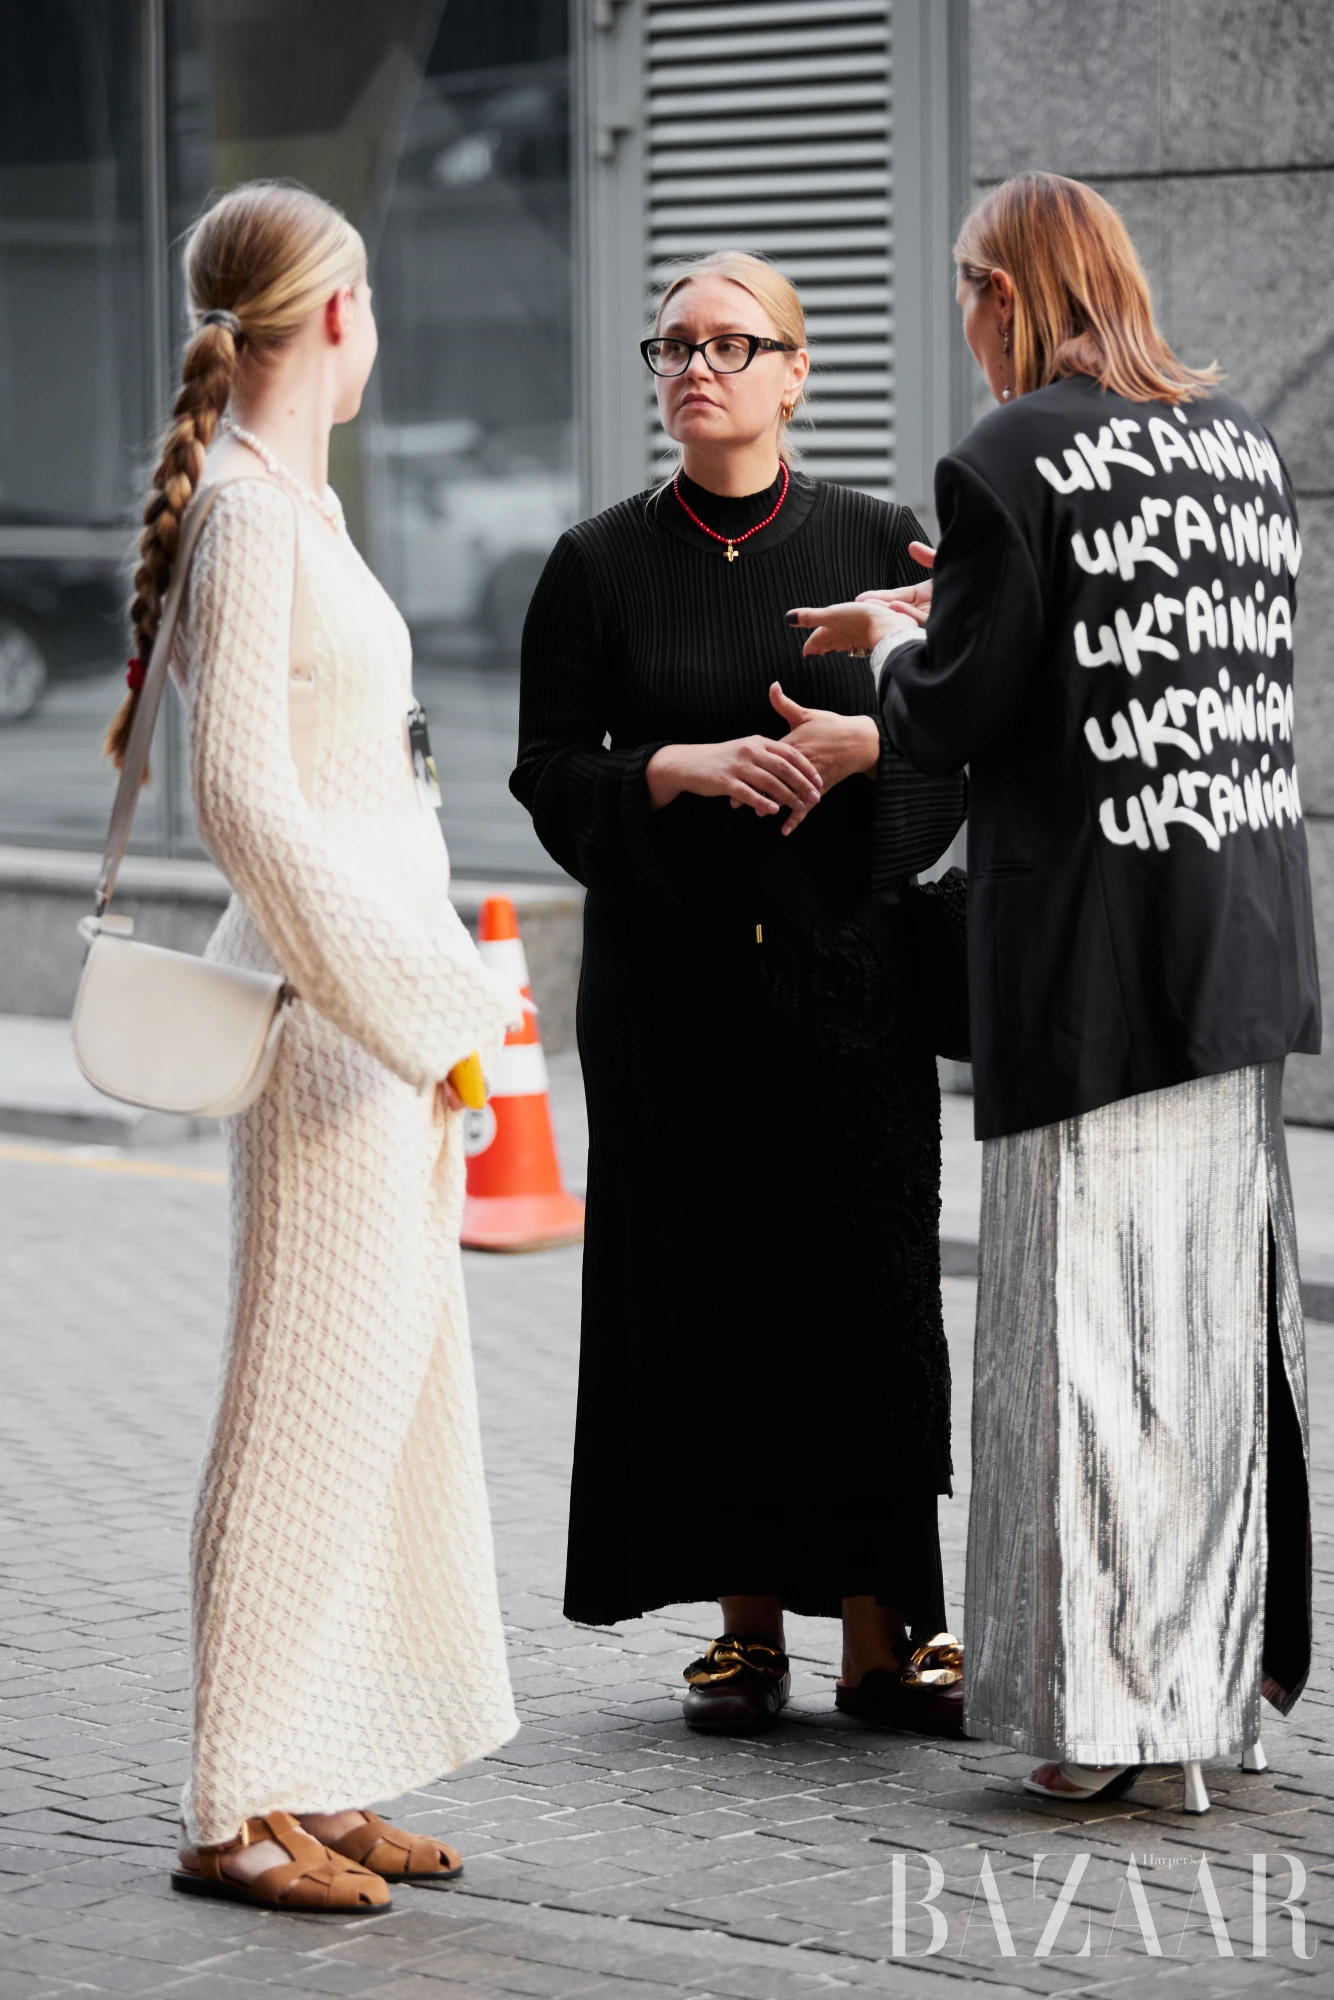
top-left (0, 1098), bottom-right (1331, 1996)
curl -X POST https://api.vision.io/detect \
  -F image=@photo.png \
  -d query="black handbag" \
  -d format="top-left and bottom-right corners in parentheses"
top-left (903, 867), bottom-right (970, 1062)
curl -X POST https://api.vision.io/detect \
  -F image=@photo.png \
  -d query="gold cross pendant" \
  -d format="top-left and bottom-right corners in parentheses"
top-left (725, 542), bottom-right (738, 562)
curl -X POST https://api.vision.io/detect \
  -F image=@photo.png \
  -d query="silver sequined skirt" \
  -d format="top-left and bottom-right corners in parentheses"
top-left (965, 1062), bottom-right (1309, 1764)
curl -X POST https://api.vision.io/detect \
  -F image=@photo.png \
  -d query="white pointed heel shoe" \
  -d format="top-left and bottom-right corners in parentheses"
top-left (1241, 1738), bottom-right (1268, 1772)
top-left (1181, 1761), bottom-right (1210, 1813)
top-left (1023, 1762), bottom-right (1135, 1802)
top-left (1025, 1761), bottom-right (1212, 1811)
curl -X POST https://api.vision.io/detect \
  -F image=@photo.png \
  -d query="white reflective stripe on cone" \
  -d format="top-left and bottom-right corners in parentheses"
top-left (462, 1103), bottom-right (498, 1156)
top-left (490, 1042), bottom-right (549, 1097)
top-left (478, 936), bottom-right (531, 986)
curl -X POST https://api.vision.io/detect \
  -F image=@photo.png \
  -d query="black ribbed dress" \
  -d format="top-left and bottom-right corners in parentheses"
top-left (512, 469), bottom-right (967, 1629)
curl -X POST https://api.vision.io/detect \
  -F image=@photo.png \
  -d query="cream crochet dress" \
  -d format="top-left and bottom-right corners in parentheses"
top-left (172, 473), bottom-right (521, 1847)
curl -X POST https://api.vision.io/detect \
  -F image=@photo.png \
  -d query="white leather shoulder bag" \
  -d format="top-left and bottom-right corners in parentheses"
top-left (72, 471), bottom-right (316, 1119)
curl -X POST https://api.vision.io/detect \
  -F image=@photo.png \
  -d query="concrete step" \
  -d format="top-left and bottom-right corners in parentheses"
top-left (0, 849), bottom-right (583, 1054)
top-left (0, 1014), bottom-right (1328, 1320)
top-left (0, 1015), bottom-right (592, 1174)
top-left (0, 1015), bottom-right (202, 1147)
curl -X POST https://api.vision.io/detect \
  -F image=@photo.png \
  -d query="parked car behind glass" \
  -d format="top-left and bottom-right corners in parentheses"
top-left (0, 561), bottom-right (123, 722)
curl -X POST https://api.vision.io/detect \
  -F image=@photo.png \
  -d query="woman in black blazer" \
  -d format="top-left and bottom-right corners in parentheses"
top-left (789, 173), bottom-right (1319, 1813)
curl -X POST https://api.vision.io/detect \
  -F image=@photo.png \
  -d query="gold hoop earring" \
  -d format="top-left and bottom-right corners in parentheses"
top-left (780, 402), bottom-right (794, 422)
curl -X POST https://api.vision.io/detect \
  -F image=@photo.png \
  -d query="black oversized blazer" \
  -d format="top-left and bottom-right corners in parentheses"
top-left (883, 374), bottom-right (1321, 1140)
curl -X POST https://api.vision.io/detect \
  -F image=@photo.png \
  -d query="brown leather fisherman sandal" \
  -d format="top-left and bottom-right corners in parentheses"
top-left (683, 1634), bottom-right (791, 1733)
top-left (318, 1809), bottom-right (463, 1886)
top-left (171, 1810), bottom-right (391, 1911)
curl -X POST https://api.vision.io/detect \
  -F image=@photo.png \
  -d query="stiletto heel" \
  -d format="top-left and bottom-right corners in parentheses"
top-left (1181, 1761), bottom-right (1210, 1813)
top-left (1242, 1739), bottom-right (1268, 1772)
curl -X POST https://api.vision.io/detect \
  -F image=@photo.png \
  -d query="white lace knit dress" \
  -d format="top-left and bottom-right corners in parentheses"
top-left (172, 474), bottom-right (521, 1847)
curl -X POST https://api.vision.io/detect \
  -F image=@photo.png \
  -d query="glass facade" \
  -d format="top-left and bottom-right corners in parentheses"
top-left (367, 3), bottom-right (575, 876)
top-left (0, 0), bottom-right (572, 878)
top-left (0, 1), bottom-right (166, 849)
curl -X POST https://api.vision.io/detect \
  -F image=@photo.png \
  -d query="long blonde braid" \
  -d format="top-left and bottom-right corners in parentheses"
top-left (106, 181), bottom-right (364, 771)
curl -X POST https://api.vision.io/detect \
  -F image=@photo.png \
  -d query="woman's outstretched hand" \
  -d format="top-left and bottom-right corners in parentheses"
top-left (646, 734), bottom-right (824, 816)
top-left (651, 553), bottom-right (935, 813)
top-left (856, 539), bottom-right (937, 619)
top-left (767, 683), bottom-right (880, 836)
top-left (789, 541), bottom-right (938, 657)
top-left (785, 599), bottom-right (900, 658)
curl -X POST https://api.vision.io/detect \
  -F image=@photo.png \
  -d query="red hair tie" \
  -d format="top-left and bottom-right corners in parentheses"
top-left (126, 657), bottom-right (146, 691)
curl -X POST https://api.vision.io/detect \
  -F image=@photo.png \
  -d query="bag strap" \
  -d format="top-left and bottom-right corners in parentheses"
top-left (96, 470), bottom-right (309, 914)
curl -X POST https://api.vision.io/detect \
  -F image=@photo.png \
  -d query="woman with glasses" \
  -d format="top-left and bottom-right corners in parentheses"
top-left (512, 251), bottom-right (968, 1735)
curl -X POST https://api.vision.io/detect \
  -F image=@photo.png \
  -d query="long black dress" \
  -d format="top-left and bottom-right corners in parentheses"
top-left (512, 468), bottom-right (967, 1629)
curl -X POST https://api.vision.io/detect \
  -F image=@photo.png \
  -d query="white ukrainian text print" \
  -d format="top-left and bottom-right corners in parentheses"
top-left (1039, 401), bottom-right (1303, 857)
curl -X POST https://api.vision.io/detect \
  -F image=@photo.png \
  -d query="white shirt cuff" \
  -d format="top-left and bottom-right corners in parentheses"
top-left (869, 625), bottom-right (926, 689)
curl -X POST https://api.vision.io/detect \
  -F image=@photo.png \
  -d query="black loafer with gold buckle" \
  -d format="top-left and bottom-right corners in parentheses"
top-left (683, 1634), bottom-right (791, 1734)
top-left (835, 1633), bottom-right (965, 1738)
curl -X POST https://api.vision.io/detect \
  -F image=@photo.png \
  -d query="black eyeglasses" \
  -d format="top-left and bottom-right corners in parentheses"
top-left (640, 334), bottom-right (798, 377)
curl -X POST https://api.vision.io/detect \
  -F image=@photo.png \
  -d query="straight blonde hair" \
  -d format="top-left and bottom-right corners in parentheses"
top-left (653, 250), bottom-right (808, 463)
top-left (107, 181), bottom-right (364, 769)
top-left (954, 172), bottom-right (1221, 405)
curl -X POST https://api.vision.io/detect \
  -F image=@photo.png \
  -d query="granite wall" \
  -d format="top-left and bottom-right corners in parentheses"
top-left (970, 0), bottom-right (1334, 1122)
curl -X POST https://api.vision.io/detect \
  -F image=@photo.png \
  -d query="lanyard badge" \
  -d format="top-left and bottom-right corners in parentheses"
top-left (407, 702), bottom-right (442, 810)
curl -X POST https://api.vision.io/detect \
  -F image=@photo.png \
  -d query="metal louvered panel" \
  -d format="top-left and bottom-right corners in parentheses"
top-left (644, 1), bottom-right (893, 498)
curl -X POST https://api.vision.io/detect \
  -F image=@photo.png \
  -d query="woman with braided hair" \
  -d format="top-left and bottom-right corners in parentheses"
top-left (110, 181), bottom-right (524, 1911)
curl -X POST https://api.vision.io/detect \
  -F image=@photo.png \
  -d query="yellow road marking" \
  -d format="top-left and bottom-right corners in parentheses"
top-left (0, 1141), bottom-right (224, 1186)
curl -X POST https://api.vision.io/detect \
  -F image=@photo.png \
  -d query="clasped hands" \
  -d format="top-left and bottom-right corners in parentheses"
top-left (644, 542), bottom-right (935, 837)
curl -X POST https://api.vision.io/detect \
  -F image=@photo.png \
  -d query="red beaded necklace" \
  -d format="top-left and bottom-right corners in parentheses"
top-left (673, 462), bottom-right (790, 562)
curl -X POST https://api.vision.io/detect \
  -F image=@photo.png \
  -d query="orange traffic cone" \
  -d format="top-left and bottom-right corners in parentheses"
top-left (461, 894), bottom-right (585, 1252)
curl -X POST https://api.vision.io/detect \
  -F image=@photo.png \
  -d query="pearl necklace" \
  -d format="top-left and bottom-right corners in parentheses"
top-left (221, 418), bottom-right (345, 532)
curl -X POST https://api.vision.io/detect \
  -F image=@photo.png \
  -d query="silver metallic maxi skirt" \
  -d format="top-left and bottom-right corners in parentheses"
top-left (965, 1062), bottom-right (1310, 1765)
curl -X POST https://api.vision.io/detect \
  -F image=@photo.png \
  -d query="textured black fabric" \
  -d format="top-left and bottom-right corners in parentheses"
top-left (512, 473), bottom-right (966, 1627)
top-left (904, 868), bottom-right (971, 1062)
top-left (1263, 1224), bottom-right (1311, 1712)
top-left (883, 376), bottom-right (1321, 1140)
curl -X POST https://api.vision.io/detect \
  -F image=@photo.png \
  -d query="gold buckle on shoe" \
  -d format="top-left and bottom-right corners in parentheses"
top-left (201, 1818), bottom-right (251, 1857)
top-left (683, 1636), bottom-right (788, 1686)
top-left (902, 1633), bottom-right (964, 1689)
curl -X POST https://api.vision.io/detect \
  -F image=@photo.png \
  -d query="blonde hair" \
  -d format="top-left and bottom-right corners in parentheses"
top-left (954, 172), bottom-right (1221, 406)
top-left (653, 250), bottom-right (808, 463)
top-left (107, 181), bottom-right (364, 769)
